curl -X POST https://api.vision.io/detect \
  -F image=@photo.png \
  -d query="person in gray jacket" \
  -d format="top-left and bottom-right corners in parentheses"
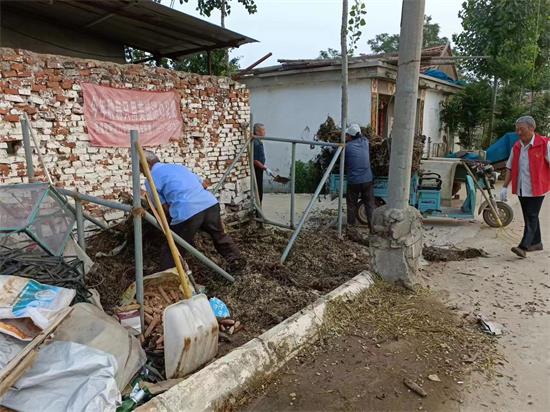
top-left (345, 124), bottom-right (375, 229)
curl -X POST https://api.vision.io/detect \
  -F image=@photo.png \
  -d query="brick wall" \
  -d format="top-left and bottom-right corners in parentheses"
top-left (0, 48), bottom-right (251, 222)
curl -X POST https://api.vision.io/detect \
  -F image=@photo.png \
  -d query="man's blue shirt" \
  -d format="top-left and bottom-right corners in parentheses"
top-left (145, 163), bottom-right (218, 225)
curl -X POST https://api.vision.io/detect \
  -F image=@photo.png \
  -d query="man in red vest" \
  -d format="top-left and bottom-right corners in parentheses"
top-left (500, 116), bottom-right (550, 258)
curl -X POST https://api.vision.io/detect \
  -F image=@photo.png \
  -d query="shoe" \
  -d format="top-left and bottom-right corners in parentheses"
top-left (527, 243), bottom-right (543, 252)
top-left (511, 246), bottom-right (526, 258)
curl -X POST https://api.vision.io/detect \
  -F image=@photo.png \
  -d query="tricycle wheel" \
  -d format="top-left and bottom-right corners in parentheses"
top-left (483, 201), bottom-right (513, 227)
top-left (357, 202), bottom-right (369, 225)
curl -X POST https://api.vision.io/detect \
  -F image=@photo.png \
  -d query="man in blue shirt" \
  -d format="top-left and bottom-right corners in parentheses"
top-left (252, 123), bottom-right (267, 203)
top-left (345, 124), bottom-right (375, 229)
top-left (142, 151), bottom-right (242, 272)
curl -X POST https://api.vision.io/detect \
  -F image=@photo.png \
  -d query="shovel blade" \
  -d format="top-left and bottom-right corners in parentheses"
top-left (163, 294), bottom-right (218, 378)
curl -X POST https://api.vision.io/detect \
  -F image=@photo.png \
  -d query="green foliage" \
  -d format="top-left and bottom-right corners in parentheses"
top-left (348, 0), bottom-right (367, 53)
top-left (318, 48), bottom-right (342, 60)
top-left (367, 15), bottom-right (448, 53)
top-left (454, 0), bottom-right (549, 87)
top-left (440, 81), bottom-right (492, 148)
top-left (318, 0), bottom-right (366, 59)
top-left (173, 50), bottom-right (241, 76)
top-left (164, 0), bottom-right (257, 17)
top-left (294, 160), bottom-right (322, 193)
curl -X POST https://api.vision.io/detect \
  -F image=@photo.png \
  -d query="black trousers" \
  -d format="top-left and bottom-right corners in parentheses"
top-left (160, 203), bottom-right (240, 270)
top-left (518, 196), bottom-right (545, 250)
top-left (346, 181), bottom-right (375, 229)
top-left (254, 167), bottom-right (264, 203)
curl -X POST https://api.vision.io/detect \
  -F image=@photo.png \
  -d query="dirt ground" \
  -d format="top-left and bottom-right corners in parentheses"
top-left (237, 281), bottom-right (497, 412)
top-left (86, 217), bottom-right (371, 359)
top-left (419, 196), bottom-right (550, 411)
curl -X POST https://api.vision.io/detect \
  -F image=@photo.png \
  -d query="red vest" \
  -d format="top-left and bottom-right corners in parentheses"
top-left (511, 134), bottom-right (550, 196)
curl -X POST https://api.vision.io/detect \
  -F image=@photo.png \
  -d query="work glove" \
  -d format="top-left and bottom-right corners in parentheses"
top-left (266, 168), bottom-right (275, 177)
top-left (499, 187), bottom-right (508, 202)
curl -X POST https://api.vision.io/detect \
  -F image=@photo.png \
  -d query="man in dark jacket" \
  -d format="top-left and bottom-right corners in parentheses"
top-left (345, 124), bottom-right (375, 229)
top-left (252, 123), bottom-right (268, 204)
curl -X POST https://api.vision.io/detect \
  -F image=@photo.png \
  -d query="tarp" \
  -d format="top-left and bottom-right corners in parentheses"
top-left (0, 341), bottom-right (120, 412)
top-left (486, 132), bottom-right (519, 163)
top-left (82, 83), bottom-right (183, 147)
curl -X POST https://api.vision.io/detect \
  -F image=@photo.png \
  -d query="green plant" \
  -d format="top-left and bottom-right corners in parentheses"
top-left (295, 160), bottom-right (323, 193)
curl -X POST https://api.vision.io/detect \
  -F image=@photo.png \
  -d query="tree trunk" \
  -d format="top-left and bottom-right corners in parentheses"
top-left (337, 0), bottom-right (349, 237)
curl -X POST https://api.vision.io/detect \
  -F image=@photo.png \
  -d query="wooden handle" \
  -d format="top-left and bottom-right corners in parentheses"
top-left (137, 145), bottom-right (193, 299)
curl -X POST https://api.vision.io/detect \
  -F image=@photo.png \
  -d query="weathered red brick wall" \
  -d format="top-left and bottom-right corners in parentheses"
top-left (0, 47), bottom-right (251, 221)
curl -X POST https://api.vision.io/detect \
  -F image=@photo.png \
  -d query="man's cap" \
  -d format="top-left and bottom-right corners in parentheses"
top-left (345, 124), bottom-right (361, 136)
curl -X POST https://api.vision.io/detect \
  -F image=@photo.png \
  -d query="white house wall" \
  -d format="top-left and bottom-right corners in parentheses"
top-left (422, 89), bottom-right (447, 155)
top-left (249, 77), bottom-right (371, 192)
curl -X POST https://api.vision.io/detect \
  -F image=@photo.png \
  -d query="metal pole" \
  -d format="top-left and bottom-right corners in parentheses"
top-left (142, 213), bottom-right (235, 282)
top-left (21, 118), bottom-right (34, 179)
top-left (212, 137), bottom-right (251, 194)
top-left (254, 217), bottom-right (293, 230)
top-left (387, 0), bottom-right (426, 210)
top-left (22, 112), bottom-right (53, 186)
top-left (337, 0), bottom-right (349, 238)
top-left (261, 136), bottom-right (339, 147)
top-left (290, 142), bottom-right (296, 228)
top-left (55, 188), bottom-right (235, 282)
top-left (130, 130), bottom-right (144, 331)
top-left (281, 146), bottom-right (343, 264)
top-left (75, 199), bottom-right (86, 250)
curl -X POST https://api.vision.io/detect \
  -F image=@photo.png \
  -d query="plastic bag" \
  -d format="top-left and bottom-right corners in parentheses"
top-left (209, 297), bottom-right (230, 319)
top-left (0, 276), bottom-right (75, 339)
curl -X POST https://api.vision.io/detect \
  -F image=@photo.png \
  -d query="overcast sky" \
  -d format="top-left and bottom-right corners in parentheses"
top-left (174, 0), bottom-right (465, 68)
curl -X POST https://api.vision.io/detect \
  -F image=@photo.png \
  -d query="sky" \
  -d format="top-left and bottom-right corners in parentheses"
top-left (173, 0), bottom-right (465, 68)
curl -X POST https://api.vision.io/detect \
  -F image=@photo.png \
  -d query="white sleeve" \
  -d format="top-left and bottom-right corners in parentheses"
top-left (546, 141), bottom-right (550, 165)
top-left (506, 149), bottom-right (514, 170)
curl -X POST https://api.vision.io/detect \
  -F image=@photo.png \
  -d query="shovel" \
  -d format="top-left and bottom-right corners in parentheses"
top-left (137, 145), bottom-right (218, 378)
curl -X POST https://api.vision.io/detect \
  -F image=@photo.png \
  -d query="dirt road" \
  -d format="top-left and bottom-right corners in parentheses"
top-left (247, 194), bottom-right (550, 411)
top-left (421, 197), bottom-right (550, 411)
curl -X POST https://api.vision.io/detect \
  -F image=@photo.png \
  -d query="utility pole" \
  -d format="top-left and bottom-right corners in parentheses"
top-left (337, 0), bottom-right (349, 238)
top-left (387, 0), bottom-right (425, 209)
top-left (370, 0), bottom-right (425, 286)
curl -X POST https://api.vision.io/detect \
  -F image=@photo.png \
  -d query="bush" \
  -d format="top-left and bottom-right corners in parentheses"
top-left (295, 160), bottom-right (323, 193)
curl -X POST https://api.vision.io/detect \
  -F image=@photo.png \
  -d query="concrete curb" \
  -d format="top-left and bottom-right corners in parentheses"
top-left (139, 271), bottom-right (374, 412)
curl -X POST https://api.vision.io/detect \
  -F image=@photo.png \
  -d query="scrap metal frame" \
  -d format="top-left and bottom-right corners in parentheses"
top-left (212, 130), bottom-right (344, 264)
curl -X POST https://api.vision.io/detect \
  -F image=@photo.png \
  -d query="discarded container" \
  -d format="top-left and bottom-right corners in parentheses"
top-left (164, 294), bottom-right (219, 378)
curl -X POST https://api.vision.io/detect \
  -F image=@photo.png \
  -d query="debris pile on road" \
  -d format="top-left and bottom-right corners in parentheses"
top-left (422, 246), bottom-right (489, 262)
top-left (314, 116), bottom-right (426, 176)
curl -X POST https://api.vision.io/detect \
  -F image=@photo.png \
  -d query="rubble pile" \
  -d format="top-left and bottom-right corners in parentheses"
top-left (87, 220), bottom-right (371, 354)
top-left (315, 116), bottom-right (426, 176)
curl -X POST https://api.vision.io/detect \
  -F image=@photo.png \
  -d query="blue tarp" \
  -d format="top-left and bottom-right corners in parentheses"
top-left (423, 69), bottom-right (465, 86)
top-left (446, 132), bottom-right (519, 164)
top-left (486, 132), bottom-right (519, 163)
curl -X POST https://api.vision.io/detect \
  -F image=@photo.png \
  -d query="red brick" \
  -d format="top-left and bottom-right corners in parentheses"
top-left (3, 70), bottom-right (17, 77)
top-left (56, 94), bottom-right (66, 102)
top-left (11, 63), bottom-right (24, 71)
top-left (16, 71), bottom-right (32, 77)
top-left (31, 84), bottom-right (46, 92)
top-left (61, 80), bottom-right (73, 90)
top-left (79, 69), bottom-right (91, 76)
top-left (0, 109), bottom-right (7, 115)
top-left (22, 106), bottom-right (38, 115)
top-left (47, 81), bottom-right (60, 88)
top-left (0, 164), bottom-right (10, 177)
top-left (4, 114), bottom-right (20, 122)
top-left (3, 88), bottom-right (18, 95)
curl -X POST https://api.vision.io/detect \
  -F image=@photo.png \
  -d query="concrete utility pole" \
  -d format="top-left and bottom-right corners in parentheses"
top-left (370, 0), bottom-right (425, 286)
top-left (337, 0), bottom-right (349, 238)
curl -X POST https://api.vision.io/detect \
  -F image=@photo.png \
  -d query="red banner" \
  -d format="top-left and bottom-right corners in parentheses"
top-left (82, 83), bottom-right (183, 147)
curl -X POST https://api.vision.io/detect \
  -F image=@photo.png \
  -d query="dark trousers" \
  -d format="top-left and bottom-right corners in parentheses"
top-left (254, 167), bottom-right (264, 203)
top-left (160, 203), bottom-right (240, 270)
top-left (518, 196), bottom-right (545, 250)
top-left (346, 181), bottom-right (375, 229)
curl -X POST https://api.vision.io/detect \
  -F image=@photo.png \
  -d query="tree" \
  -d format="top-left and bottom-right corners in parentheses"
top-left (453, 0), bottom-right (550, 143)
top-left (318, 0), bottom-right (366, 59)
top-left (367, 15), bottom-right (448, 53)
top-left (440, 81), bottom-right (492, 148)
top-left (453, 0), bottom-right (547, 85)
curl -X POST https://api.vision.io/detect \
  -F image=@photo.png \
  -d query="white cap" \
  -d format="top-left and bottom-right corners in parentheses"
top-left (345, 123), bottom-right (361, 136)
